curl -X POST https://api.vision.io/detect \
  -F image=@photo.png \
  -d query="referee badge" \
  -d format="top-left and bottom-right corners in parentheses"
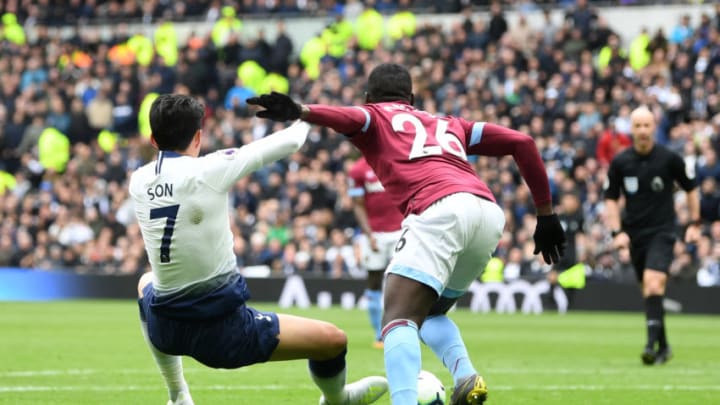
top-left (623, 176), bottom-right (639, 194)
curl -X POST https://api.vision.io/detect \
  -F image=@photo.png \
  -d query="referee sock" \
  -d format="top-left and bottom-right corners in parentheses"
top-left (419, 315), bottom-right (476, 386)
top-left (644, 295), bottom-right (664, 350)
top-left (140, 321), bottom-right (189, 402)
top-left (658, 324), bottom-right (668, 350)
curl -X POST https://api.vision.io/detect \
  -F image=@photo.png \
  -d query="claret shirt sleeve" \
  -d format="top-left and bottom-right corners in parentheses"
top-left (466, 122), bottom-right (552, 208)
top-left (304, 104), bottom-right (372, 136)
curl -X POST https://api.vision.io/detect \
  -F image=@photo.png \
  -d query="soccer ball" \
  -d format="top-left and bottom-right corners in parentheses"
top-left (417, 370), bottom-right (446, 405)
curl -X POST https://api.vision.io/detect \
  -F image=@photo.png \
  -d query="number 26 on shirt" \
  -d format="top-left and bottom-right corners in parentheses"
top-left (391, 113), bottom-right (467, 161)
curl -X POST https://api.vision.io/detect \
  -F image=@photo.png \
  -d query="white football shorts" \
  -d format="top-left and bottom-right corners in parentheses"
top-left (357, 230), bottom-right (403, 271)
top-left (387, 192), bottom-right (505, 298)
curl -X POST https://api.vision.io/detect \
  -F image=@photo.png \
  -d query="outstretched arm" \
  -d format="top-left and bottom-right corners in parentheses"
top-left (467, 122), bottom-right (565, 264)
top-left (467, 123), bottom-right (552, 211)
top-left (201, 121), bottom-right (310, 192)
top-left (247, 91), bottom-right (369, 135)
top-left (301, 104), bottom-right (370, 136)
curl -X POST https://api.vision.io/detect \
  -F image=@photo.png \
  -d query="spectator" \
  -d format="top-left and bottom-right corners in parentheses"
top-left (487, 1), bottom-right (507, 44)
top-left (670, 14), bottom-right (693, 45)
top-left (596, 122), bottom-right (632, 167)
top-left (0, 0), bottom-right (717, 289)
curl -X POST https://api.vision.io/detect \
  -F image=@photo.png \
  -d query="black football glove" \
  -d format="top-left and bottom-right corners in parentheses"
top-left (533, 214), bottom-right (567, 265)
top-left (246, 91), bottom-right (302, 121)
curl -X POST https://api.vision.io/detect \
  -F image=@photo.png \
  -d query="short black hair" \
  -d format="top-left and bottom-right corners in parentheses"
top-left (367, 63), bottom-right (412, 103)
top-left (149, 94), bottom-right (205, 151)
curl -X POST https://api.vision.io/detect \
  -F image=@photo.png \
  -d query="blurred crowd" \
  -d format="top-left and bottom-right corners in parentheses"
top-left (0, 0), bottom-right (694, 26)
top-left (1, 0), bottom-right (720, 287)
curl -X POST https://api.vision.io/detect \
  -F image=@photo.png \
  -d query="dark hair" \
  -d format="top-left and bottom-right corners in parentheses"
top-left (149, 94), bottom-right (205, 151)
top-left (367, 63), bottom-right (412, 103)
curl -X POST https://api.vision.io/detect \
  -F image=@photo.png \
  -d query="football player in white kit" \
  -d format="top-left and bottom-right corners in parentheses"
top-left (130, 94), bottom-right (387, 405)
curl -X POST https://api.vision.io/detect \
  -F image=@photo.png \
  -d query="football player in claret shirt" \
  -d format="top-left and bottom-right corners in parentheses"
top-left (348, 157), bottom-right (404, 348)
top-left (130, 94), bottom-right (388, 405)
top-left (249, 63), bottom-right (566, 405)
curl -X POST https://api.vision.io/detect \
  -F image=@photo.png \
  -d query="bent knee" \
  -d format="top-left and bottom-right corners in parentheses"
top-left (642, 271), bottom-right (667, 295)
top-left (137, 272), bottom-right (153, 298)
top-left (320, 323), bottom-right (347, 358)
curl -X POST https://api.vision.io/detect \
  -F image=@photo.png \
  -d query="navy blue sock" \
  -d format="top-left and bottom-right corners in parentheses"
top-left (309, 350), bottom-right (347, 404)
top-left (309, 349), bottom-right (347, 378)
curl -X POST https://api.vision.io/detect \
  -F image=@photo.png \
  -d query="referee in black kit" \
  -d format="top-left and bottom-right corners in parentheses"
top-left (604, 106), bottom-right (701, 365)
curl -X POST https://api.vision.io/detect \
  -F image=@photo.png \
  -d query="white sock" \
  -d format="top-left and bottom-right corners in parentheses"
top-left (311, 366), bottom-right (347, 404)
top-left (140, 321), bottom-right (189, 401)
top-left (553, 286), bottom-right (568, 314)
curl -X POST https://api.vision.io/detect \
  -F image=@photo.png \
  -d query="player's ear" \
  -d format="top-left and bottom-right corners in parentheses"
top-left (149, 134), bottom-right (159, 149)
top-left (193, 129), bottom-right (202, 147)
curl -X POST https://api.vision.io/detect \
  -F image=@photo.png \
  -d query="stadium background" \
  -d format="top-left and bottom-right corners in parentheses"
top-left (2, 0), bottom-right (720, 303)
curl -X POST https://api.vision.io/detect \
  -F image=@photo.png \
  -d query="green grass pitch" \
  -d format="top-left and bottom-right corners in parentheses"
top-left (1, 301), bottom-right (719, 404)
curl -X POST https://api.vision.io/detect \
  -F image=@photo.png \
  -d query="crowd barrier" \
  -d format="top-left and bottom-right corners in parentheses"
top-left (1, 269), bottom-right (718, 314)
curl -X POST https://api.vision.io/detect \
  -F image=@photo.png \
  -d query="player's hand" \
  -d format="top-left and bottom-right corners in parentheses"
top-left (533, 214), bottom-right (566, 265)
top-left (612, 232), bottom-right (630, 250)
top-left (685, 223), bottom-right (701, 244)
top-left (247, 91), bottom-right (302, 121)
top-left (369, 235), bottom-right (379, 252)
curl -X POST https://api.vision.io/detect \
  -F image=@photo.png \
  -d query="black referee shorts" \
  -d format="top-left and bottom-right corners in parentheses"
top-left (629, 232), bottom-right (676, 282)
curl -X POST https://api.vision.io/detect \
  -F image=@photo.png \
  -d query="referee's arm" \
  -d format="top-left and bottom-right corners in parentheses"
top-left (672, 154), bottom-right (701, 242)
top-left (603, 159), bottom-right (627, 247)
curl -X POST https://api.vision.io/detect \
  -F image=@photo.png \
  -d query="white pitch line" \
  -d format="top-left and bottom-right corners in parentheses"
top-left (0, 369), bottom-right (99, 377)
top-left (2, 384), bottom-right (720, 393)
top-left (0, 368), bottom-right (236, 377)
top-left (2, 367), bottom-right (714, 378)
top-left (491, 385), bottom-right (720, 392)
top-left (0, 384), bottom-right (301, 393)
top-left (486, 367), bottom-right (712, 376)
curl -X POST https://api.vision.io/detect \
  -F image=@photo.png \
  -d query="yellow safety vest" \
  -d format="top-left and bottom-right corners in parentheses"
top-left (0, 171), bottom-right (16, 195)
top-left (388, 10), bottom-right (416, 40)
top-left (38, 128), bottom-right (70, 173)
top-left (558, 263), bottom-right (586, 289)
top-left (127, 34), bottom-right (154, 67)
top-left (155, 22), bottom-right (179, 67)
top-left (300, 36), bottom-right (327, 80)
top-left (356, 9), bottom-right (384, 50)
top-left (481, 257), bottom-right (505, 283)
top-left (139, 93), bottom-right (159, 139)
top-left (629, 33), bottom-right (650, 71)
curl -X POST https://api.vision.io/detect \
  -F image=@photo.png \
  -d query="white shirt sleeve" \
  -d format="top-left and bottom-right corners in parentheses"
top-left (199, 121), bottom-right (310, 192)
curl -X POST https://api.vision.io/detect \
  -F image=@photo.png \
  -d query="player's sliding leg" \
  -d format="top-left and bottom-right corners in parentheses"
top-left (269, 314), bottom-right (388, 405)
top-left (642, 269), bottom-right (671, 365)
top-left (365, 270), bottom-right (384, 348)
top-left (381, 273), bottom-right (438, 405)
top-left (137, 273), bottom-right (193, 405)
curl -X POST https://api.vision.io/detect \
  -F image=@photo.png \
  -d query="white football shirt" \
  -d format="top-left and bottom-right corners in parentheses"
top-left (129, 121), bottom-right (309, 295)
